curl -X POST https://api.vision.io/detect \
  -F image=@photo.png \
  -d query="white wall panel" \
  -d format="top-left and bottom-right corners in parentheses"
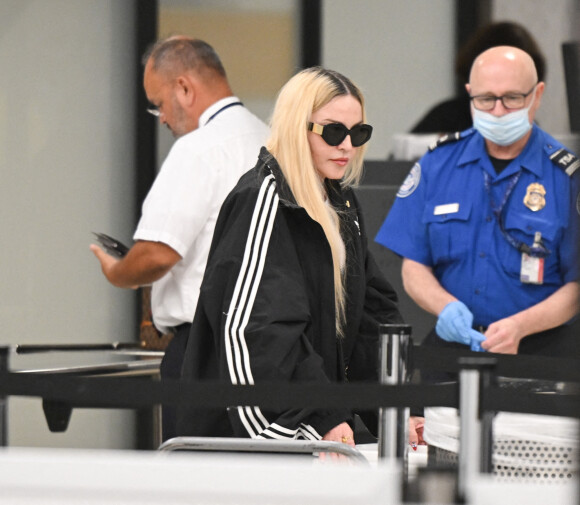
top-left (322, 0), bottom-right (455, 159)
top-left (492, 0), bottom-right (578, 135)
top-left (0, 0), bottom-right (137, 449)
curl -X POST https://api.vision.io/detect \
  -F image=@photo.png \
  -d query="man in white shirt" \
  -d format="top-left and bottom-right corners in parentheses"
top-left (91, 36), bottom-right (269, 439)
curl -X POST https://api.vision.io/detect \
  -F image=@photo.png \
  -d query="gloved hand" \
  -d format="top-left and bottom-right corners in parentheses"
top-left (468, 328), bottom-right (486, 352)
top-left (436, 301), bottom-right (473, 345)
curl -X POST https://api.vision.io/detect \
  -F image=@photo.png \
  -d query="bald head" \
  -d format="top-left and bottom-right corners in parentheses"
top-left (469, 46), bottom-right (538, 91)
top-left (466, 45), bottom-right (544, 121)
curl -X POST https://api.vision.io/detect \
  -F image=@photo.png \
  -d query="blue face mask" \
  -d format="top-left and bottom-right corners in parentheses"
top-left (472, 94), bottom-right (535, 146)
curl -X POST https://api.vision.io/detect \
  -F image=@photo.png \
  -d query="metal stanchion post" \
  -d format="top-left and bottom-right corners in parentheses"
top-left (479, 363), bottom-right (496, 475)
top-left (0, 346), bottom-right (9, 447)
top-left (456, 357), bottom-right (496, 502)
top-left (378, 324), bottom-right (412, 463)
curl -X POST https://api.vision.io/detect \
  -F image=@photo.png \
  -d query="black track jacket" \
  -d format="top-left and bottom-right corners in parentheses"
top-left (177, 147), bottom-right (403, 440)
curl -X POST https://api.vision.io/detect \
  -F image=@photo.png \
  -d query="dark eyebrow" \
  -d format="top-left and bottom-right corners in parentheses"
top-left (320, 119), bottom-right (364, 126)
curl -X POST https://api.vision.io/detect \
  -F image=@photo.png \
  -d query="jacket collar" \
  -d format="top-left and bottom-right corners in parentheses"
top-left (257, 147), bottom-right (348, 209)
top-left (258, 147), bottom-right (297, 206)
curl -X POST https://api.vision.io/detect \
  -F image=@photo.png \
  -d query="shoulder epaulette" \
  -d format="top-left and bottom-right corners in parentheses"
top-left (549, 147), bottom-right (580, 177)
top-left (428, 131), bottom-right (464, 152)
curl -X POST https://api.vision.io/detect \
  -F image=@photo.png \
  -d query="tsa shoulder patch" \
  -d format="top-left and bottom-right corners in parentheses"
top-left (397, 162), bottom-right (421, 198)
top-left (548, 147), bottom-right (580, 177)
top-left (428, 131), bottom-right (463, 152)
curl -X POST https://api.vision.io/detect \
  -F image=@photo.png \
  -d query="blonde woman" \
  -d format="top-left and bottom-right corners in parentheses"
top-left (177, 67), bottom-right (403, 445)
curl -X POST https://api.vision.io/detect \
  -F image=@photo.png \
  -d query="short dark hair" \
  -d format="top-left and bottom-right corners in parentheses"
top-left (456, 21), bottom-right (547, 83)
top-left (144, 36), bottom-right (227, 80)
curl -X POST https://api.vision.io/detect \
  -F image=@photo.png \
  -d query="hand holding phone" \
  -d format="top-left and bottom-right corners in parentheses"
top-left (92, 232), bottom-right (130, 258)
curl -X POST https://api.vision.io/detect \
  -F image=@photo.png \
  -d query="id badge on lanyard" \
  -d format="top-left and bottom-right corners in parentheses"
top-left (484, 172), bottom-right (548, 285)
top-left (520, 231), bottom-right (546, 285)
top-left (520, 253), bottom-right (544, 284)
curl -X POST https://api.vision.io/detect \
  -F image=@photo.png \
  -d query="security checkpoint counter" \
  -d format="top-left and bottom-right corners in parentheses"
top-left (0, 344), bottom-right (163, 447)
top-left (423, 377), bottom-right (580, 484)
top-left (8, 344), bottom-right (162, 376)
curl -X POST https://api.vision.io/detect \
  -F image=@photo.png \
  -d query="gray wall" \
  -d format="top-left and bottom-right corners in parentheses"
top-left (323, 0), bottom-right (456, 160)
top-left (493, 0), bottom-right (579, 137)
top-left (323, 0), bottom-right (579, 159)
top-left (0, 0), bottom-right (137, 449)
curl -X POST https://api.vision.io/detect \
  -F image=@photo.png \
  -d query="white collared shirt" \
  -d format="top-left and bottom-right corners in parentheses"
top-left (134, 97), bottom-right (269, 333)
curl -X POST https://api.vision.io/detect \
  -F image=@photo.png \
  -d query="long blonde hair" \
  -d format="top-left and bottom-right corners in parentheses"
top-left (266, 67), bottom-right (369, 336)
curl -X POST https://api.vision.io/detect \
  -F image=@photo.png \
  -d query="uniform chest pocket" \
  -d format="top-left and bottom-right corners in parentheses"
top-left (500, 211), bottom-right (560, 279)
top-left (422, 200), bottom-right (472, 264)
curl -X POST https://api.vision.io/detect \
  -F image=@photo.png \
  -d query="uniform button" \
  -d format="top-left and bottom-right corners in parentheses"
top-left (486, 216), bottom-right (492, 222)
top-left (479, 252), bottom-right (486, 258)
top-left (475, 289), bottom-right (481, 295)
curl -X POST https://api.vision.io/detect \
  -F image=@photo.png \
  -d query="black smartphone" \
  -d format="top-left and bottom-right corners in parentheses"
top-left (92, 232), bottom-right (130, 258)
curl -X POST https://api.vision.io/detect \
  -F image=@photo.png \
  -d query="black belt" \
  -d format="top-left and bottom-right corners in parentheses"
top-left (170, 323), bottom-right (191, 336)
top-left (474, 325), bottom-right (487, 333)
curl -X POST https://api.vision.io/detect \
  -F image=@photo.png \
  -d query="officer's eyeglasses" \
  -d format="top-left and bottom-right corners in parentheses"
top-left (470, 83), bottom-right (537, 111)
top-left (308, 122), bottom-right (373, 147)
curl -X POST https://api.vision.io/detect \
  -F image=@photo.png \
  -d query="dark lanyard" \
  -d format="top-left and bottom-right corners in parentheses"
top-left (483, 171), bottom-right (550, 258)
top-left (206, 101), bottom-right (243, 124)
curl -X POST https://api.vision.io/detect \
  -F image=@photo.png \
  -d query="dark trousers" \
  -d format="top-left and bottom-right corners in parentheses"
top-left (421, 317), bottom-right (580, 361)
top-left (159, 323), bottom-right (191, 441)
top-left (411, 319), bottom-right (580, 417)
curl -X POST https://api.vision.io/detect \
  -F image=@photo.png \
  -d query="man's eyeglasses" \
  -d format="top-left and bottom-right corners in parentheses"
top-left (470, 84), bottom-right (537, 111)
top-left (308, 122), bottom-right (373, 147)
top-left (146, 107), bottom-right (162, 117)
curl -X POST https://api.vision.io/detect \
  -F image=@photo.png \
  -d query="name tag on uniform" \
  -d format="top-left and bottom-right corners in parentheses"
top-left (434, 203), bottom-right (459, 215)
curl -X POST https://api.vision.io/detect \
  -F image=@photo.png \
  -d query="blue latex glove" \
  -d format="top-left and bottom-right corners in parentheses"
top-left (468, 329), bottom-right (486, 352)
top-left (436, 301), bottom-right (473, 345)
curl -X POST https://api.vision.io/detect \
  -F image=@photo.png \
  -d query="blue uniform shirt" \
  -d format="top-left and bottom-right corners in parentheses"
top-left (375, 126), bottom-right (579, 328)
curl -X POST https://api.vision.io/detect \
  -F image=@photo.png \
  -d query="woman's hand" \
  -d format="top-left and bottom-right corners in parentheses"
top-left (320, 422), bottom-right (355, 461)
top-left (409, 416), bottom-right (426, 451)
top-left (322, 422), bottom-right (355, 446)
